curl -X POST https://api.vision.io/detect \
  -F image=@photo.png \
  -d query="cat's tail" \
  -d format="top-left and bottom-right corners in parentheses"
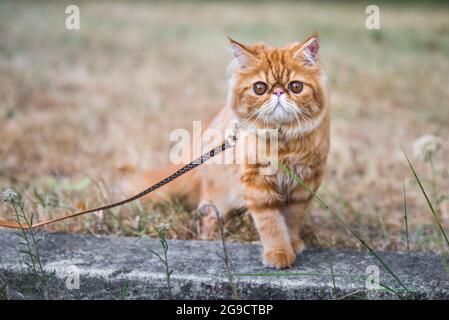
top-left (124, 164), bottom-right (201, 209)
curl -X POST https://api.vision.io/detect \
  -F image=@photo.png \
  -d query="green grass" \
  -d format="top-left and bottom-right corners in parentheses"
top-left (120, 280), bottom-right (129, 300)
top-left (403, 151), bottom-right (449, 248)
top-left (3, 191), bottom-right (54, 299)
top-left (328, 256), bottom-right (338, 299)
top-left (278, 162), bottom-right (410, 295)
top-left (402, 150), bottom-right (449, 280)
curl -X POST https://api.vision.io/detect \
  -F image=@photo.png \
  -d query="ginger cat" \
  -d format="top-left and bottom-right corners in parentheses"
top-left (140, 34), bottom-right (329, 269)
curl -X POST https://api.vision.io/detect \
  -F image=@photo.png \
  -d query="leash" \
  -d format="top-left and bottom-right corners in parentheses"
top-left (0, 125), bottom-right (239, 230)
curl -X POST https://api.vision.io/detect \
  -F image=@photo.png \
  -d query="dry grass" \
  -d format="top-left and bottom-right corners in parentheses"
top-left (1, 1), bottom-right (448, 252)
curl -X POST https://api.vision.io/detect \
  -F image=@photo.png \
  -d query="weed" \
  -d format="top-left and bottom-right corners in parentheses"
top-left (148, 223), bottom-right (173, 299)
top-left (2, 189), bottom-right (53, 299)
top-left (206, 202), bottom-right (241, 300)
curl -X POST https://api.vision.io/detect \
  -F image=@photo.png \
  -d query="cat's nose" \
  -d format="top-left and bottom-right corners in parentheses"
top-left (273, 88), bottom-right (284, 97)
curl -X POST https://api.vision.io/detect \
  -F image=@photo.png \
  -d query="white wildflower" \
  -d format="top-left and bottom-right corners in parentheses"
top-left (156, 223), bottom-right (170, 232)
top-left (413, 134), bottom-right (442, 161)
top-left (2, 189), bottom-right (19, 204)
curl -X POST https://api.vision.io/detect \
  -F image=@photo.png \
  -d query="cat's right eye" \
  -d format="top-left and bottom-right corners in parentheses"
top-left (253, 82), bottom-right (268, 95)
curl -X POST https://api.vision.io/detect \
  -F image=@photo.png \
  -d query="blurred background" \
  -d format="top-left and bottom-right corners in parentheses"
top-left (0, 0), bottom-right (448, 252)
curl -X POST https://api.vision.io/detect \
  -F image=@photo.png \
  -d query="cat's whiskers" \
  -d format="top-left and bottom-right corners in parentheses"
top-left (243, 97), bottom-right (322, 140)
top-left (260, 104), bottom-right (273, 128)
top-left (256, 99), bottom-right (276, 128)
top-left (282, 100), bottom-right (303, 125)
top-left (243, 101), bottom-right (270, 127)
top-left (281, 98), bottom-right (323, 140)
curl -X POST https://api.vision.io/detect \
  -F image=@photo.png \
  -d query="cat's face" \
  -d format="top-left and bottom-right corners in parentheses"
top-left (227, 35), bottom-right (326, 129)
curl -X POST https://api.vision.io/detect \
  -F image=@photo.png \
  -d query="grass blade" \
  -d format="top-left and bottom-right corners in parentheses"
top-left (403, 178), bottom-right (410, 253)
top-left (120, 280), bottom-right (129, 300)
top-left (402, 150), bottom-right (449, 248)
top-left (278, 162), bottom-right (409, 294)
top-left (237, 271), bottom-right (407, 299)
top-left (329, 256), bottom-right (338, 299)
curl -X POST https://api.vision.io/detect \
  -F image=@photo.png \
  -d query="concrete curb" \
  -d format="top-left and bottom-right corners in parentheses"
top-left (0, 229), bottom-right (448, 299)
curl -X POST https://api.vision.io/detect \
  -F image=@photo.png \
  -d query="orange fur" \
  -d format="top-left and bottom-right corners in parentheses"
top-left (141, 34), bottom-right (330, 269)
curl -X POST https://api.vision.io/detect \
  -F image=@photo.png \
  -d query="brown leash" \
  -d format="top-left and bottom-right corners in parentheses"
top-left (0, 130), bottom-right (238, 230)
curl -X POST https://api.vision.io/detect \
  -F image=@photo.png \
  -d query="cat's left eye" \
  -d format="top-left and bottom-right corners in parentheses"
top-left (288, 81), bottom-right (304, 94)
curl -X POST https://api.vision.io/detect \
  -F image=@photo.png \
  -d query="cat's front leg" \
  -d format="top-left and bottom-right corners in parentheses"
top-left (249, 204), bottom-right (296, 269)
top-left (243, 179), bottom-right (295, 268)
top-left (283, 171), bottom-right (323, 254)
top-left (282, 200), bottom-right (312, 254)
top-left (243, 165), bottom-right (296, 269)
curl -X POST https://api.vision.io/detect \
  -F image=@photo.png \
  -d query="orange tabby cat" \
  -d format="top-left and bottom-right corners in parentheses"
top-left (140, 34), bottom-right (329, 269)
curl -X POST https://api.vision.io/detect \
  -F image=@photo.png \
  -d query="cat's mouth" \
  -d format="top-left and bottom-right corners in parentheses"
top-left (246, 96), bottom-right (314, 127)
top-left (265, 98), bottom-right (303, 124)
top-left (274, 103), bottom-right (285, 110)
top-left (267, 103), bottom-right (294, 123)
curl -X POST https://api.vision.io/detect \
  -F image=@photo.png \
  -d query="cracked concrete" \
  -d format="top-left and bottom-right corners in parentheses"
top-left (0, 229), bottom-right (448, 299)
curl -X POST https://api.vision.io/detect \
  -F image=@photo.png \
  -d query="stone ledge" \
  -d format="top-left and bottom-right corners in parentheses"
top-left (0, 229), bottom-right (448, 299)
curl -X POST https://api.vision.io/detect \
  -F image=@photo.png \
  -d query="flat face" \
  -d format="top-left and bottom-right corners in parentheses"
top-left (230, 44), bottom-right (325, 127)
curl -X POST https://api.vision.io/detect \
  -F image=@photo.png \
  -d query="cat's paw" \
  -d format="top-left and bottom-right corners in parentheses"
top-left (291, 238), bottom-right (306, 254)
top-left (263, 249), bottom-right (296, 269)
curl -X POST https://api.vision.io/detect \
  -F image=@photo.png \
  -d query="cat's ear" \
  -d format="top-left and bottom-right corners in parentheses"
top-left (290, 34), bottom-right (320, 66)
top-left (228, 37), bottom-right (258, 70)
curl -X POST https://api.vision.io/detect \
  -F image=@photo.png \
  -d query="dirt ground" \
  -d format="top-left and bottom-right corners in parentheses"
top-left (1, 1), bottom-right (448, 253)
